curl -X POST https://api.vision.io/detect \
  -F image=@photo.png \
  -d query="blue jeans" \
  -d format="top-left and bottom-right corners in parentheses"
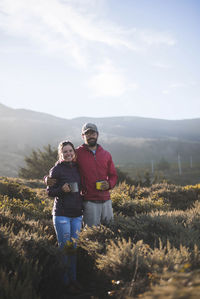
top-left (53, 215), bottom-right (82, 285)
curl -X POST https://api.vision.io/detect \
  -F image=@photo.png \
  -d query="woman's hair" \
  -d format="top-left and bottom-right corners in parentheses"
top-left (58, 140), bottom-right (76, 161)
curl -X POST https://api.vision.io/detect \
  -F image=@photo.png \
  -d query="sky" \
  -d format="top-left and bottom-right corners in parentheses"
top-left (0, 0), bottom-right (199, 120)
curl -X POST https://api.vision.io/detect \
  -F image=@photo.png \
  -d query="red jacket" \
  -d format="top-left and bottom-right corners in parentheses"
top-left (76, 144), bottom-right (118, 201)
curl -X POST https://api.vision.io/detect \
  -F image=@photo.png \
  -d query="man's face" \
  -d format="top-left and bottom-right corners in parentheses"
top-left (82, 130), bottom-right (98, 147)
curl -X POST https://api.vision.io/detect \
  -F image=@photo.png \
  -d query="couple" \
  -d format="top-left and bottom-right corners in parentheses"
top-left (46, 123), bottom-right (118, 294)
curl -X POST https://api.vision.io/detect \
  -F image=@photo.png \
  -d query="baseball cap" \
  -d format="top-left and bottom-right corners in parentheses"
top-left (82, 123), bottom-right (98, 134)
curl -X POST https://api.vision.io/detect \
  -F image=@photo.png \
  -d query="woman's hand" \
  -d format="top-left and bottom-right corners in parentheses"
top-left (62, 183), bottom-right (71, 193)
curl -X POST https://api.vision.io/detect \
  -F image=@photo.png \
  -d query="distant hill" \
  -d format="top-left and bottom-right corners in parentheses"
top-left (0, 102), bottom-right (200, 177)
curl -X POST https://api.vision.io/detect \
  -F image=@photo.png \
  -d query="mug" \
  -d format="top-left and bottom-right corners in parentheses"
top-left (69, 182), bottom-right (79, 193)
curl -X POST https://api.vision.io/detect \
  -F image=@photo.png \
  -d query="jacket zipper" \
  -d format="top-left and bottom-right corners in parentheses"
top-left (92, 150), bottom-right (100, 181)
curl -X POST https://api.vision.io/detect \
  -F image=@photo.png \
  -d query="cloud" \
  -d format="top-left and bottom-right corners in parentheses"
top-left (0, 0), bottom-right (176, 98)
top-left (140, 30), bottom-right (176, 46)
top-left (87, 60), bottom-right (138, 97)
top-left (0, 0), bottom-right (138, 68)
top-left (151, 62), bottom-right (172, 69)
top-left (162, 81), bottom-right (197, 95)
top-left (170, 83), bottom-right (186, 88)
top-left (0, 0), bottom-right (176, 66)
top-left (162, 90), bottom-right (170, 94)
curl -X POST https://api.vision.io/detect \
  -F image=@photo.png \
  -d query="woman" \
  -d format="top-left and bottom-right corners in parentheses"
top-left (47, 140), bottom-right (83, 294)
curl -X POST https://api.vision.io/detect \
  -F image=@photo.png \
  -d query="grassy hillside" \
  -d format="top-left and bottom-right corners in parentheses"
top-left (0, 177), bottom-right (200, 298)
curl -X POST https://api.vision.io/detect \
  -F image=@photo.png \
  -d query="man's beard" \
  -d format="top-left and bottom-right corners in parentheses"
top-left (87, 138), bottom-right (97, 147)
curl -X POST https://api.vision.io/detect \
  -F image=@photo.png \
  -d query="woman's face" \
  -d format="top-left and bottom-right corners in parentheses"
top-left (62, 144), bottom-right (75, 162)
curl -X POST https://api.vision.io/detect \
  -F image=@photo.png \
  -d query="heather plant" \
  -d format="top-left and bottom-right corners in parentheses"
top-left (0, 228), bottom-right (66, 299)
top-left (111, 182), bottom-right (200, 216)
top-left (1, 177), bottom-right (200, 298)
top-left (96, 239), bottom-right (152, 281)
top-left (76, 182), bottom-right (200, 297)
top-left (112, 196), bottom-right (168, 216)
top-left (136, 269), bottom-right (200, 299)
top-left (0, 218), bottom-right (66, 299)
top-left (0, 177), bottom-right (53, 220)
top-left (0, 178), bottom-right (66, 299)
top-left (83, 231), bottom-right (200, 298)
top-left (0, 229), bottom-right (41, 299)
top-left (111, 182), bottom-right (136, 200)
top-left (0, 268), bottom-right (40, 299)
top-left (0, 176), bottom-right (46, 189)
top-left (0, 177), bottom-right (37, 201)
top-left (0, 194), bottom-right (52, 220)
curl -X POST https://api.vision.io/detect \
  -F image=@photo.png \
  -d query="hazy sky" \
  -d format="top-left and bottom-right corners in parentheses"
top-left (0, 0), bottom-right (199, 120)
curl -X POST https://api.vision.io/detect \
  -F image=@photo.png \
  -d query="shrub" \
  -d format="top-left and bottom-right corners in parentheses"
top-left (0, 177), bottom-right (37, 202)
top-left (1, 176), bottom-right (200, 298)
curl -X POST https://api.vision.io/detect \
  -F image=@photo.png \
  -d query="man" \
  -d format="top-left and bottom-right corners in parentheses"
top-left (77, 122), bottom-right (118, 227)
top-left (46, 123), bottom-right (118, 227)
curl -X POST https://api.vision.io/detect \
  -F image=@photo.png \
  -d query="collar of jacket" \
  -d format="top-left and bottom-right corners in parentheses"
top-left (82, 143), bottom-right (101, 152)
top-left (55, 160), bottom-right (77, 167)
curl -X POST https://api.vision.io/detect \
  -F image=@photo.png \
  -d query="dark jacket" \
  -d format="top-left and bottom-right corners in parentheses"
top-left (47, 161), bottom-right (83, 217)
top-left (76, 144), bottom-right (118, 201)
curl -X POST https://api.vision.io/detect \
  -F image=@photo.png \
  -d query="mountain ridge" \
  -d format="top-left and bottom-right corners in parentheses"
top-left (1, 102), bottom-right (200, 122)
top-left (0, 103), bottom-right (200, 177)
